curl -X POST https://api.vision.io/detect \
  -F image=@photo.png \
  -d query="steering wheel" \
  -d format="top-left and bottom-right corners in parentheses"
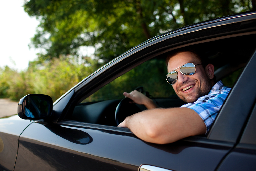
top-left (115, 86), bottom-right (151, 126)
top-left (115, 97), bottom-right (141, 125)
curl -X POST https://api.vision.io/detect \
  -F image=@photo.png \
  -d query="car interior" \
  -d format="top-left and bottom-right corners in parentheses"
top-left (70, 33), bottom-right (256, 127)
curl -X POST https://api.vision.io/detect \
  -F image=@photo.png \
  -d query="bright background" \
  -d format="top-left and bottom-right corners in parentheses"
top-left (0, 0), bottom-right (95, 71)
top-left (1, 0), bottom-right (40, 71)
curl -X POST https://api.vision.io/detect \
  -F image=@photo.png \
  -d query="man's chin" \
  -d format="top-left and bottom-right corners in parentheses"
top-left (180, 95), bottom-right (199, 103)
top-left (184, 99), bottom-right (197, 103)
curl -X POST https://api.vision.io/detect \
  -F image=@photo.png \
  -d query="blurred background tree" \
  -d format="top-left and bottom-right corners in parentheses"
top-left (0, 0), bottom-right (254, 101)
top-left (24, 0), bottom-right (254, 63)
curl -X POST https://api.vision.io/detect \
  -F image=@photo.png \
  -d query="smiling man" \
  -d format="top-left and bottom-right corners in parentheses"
top-left (118, 51), bottom-right (231, 144)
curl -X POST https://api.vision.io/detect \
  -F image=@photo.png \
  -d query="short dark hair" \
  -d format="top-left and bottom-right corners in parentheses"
top-left (166, 49), bottom-right (210, 68)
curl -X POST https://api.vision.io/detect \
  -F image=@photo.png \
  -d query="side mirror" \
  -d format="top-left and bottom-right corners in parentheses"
top-left (18, 94), bottom-right (53, 120)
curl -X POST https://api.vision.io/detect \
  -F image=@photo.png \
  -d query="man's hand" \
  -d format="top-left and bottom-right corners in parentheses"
top-left (123, 90), bottom-right (157, 109)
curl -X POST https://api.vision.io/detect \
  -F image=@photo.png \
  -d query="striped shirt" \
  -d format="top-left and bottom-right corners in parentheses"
top-left (181, 81), bottom-right (231, 133)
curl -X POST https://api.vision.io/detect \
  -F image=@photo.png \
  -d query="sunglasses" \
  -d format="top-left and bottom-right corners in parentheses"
top-left (166, 63), bottom-right (201, 85)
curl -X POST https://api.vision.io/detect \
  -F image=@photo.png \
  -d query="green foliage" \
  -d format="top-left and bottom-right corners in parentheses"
top-left (0, 67), bottom-right (13, 98)
top-left (24, 0), bottom-right (254, 64)
top-left (222, 68), bottom-right (244, 88)
top-left (86, 58), bottom-right (175, 102)
top-left (2, 0), bottom-right (253, 102)
top-left (0, 67), bottom-right (34, 100)
top-left (0, 57), bottom-right (98, 102)
top-left (0, 57), bottom-right (173, 102)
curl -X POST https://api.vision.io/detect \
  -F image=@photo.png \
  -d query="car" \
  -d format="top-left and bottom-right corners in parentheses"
top-left (1, 11), bottom-right (256, 171)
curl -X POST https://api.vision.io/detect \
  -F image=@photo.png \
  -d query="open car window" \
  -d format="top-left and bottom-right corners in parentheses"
top-left (72, 57), bottom-right (187, 126)
top-left (69, 31), bottom-right (256, 129)
top-left (82, 57), bottom-right (175, 103)
top-left (71, 51), bottom-right (247, 127)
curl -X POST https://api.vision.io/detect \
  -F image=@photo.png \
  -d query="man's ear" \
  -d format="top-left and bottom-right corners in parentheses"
top-left (205, 64), bottom-right (215, 79)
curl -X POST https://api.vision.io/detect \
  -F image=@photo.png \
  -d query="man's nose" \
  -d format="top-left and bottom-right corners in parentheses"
top-left (177, 71), bottom-right (188, 84)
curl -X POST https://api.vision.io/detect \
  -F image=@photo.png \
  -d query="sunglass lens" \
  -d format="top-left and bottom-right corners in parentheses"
top-left (166, 77), bottom-right (177, 84)
top-left (166, 72), bottom-right (177, 84)
top-left (180, 63), bottom-right (196, 75)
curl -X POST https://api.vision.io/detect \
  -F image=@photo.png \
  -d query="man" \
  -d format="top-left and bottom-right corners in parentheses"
top-left (118, 51), bottom-right (231, 144)
top-left (23, 98), bottom-right (35, 118)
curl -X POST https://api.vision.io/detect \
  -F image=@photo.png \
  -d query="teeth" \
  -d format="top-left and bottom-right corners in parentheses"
top-left (183, 85), bottom-right (193, 91)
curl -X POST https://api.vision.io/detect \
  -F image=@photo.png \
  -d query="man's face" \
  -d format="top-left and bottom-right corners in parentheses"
top-left (167, 52), bottom-right (214, 103)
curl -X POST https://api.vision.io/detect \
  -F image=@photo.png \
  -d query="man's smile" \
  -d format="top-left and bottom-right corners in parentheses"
top-left (182, 85), bottom-right (194, 92)
top-left (178, 82), bottom-right (196, 93)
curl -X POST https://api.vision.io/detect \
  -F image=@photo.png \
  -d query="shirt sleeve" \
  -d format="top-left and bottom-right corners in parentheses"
top-left (181, 89), bottom-right (230, 133)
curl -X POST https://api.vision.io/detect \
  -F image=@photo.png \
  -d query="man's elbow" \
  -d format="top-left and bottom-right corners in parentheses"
top-left (145, 127), bottom-right (177, 144)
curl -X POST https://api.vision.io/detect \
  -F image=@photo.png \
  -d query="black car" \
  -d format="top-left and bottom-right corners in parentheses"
top-left (1, 11), bottom-right (256, 171)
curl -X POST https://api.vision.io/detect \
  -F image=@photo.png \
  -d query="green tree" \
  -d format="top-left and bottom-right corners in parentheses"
top-left (24, 0), bottom-right (254, 63)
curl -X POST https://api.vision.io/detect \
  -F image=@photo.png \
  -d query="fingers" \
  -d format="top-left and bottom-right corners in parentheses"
top-left (118, 120), bottom-right (126, 127)
top-left (123, 90), bottom-right (156, 109)
top-left (123, 92), bottom-right (133, 101)
top-left (123, 90), bottom-right (145, 104)
top-left (123, 92), bottom-right (130, 98)
top-left (123, 90), bottom-right (140, 99)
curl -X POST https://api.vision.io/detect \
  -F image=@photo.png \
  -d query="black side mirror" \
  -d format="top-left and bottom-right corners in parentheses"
top-left (18, 94), bottom-right (53, 120)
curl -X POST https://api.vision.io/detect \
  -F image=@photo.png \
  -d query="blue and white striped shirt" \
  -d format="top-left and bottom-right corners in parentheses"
top-left (181, 81), bottom-right (231, 133)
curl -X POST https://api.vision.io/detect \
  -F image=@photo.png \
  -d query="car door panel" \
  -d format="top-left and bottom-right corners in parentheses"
top-left (16, 120), bottom-right (234, 171)
top-left (216, 144), bottom-right (256, 171)
top-left (16, 122), bottom-right (137, 171)
top-left (0, 116), bottom-right (32, 171)
top-left (0, 133), bottom-right (20, 171)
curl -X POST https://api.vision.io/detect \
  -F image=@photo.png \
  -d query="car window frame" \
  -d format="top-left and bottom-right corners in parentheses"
top-left (60, 40), bottom-right (256, 138)
top-left (55, 13), bottom-right (256, 144)
top-left (59, 49), bottom-right (256, 145)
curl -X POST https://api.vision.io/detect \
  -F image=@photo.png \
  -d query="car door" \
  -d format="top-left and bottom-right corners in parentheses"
top-left (0, 116), bottom-right (32, 171)
top-left (15, 119), bottom-right (233, 171)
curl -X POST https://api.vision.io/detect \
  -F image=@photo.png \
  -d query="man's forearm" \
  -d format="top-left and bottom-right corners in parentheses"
top-left (119, 107), bottom-right (206, 144)
top-left (144, 99), bottom-right (158, 109)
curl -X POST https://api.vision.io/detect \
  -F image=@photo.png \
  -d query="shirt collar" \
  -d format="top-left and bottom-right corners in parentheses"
top-left (210, 80), bottom-right (224, 92)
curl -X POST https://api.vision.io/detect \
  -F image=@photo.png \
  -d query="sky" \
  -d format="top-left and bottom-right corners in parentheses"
top-left (0, 0), bottom-right (40, 71)
top-left (0, 1), bottom-right (95, 71)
